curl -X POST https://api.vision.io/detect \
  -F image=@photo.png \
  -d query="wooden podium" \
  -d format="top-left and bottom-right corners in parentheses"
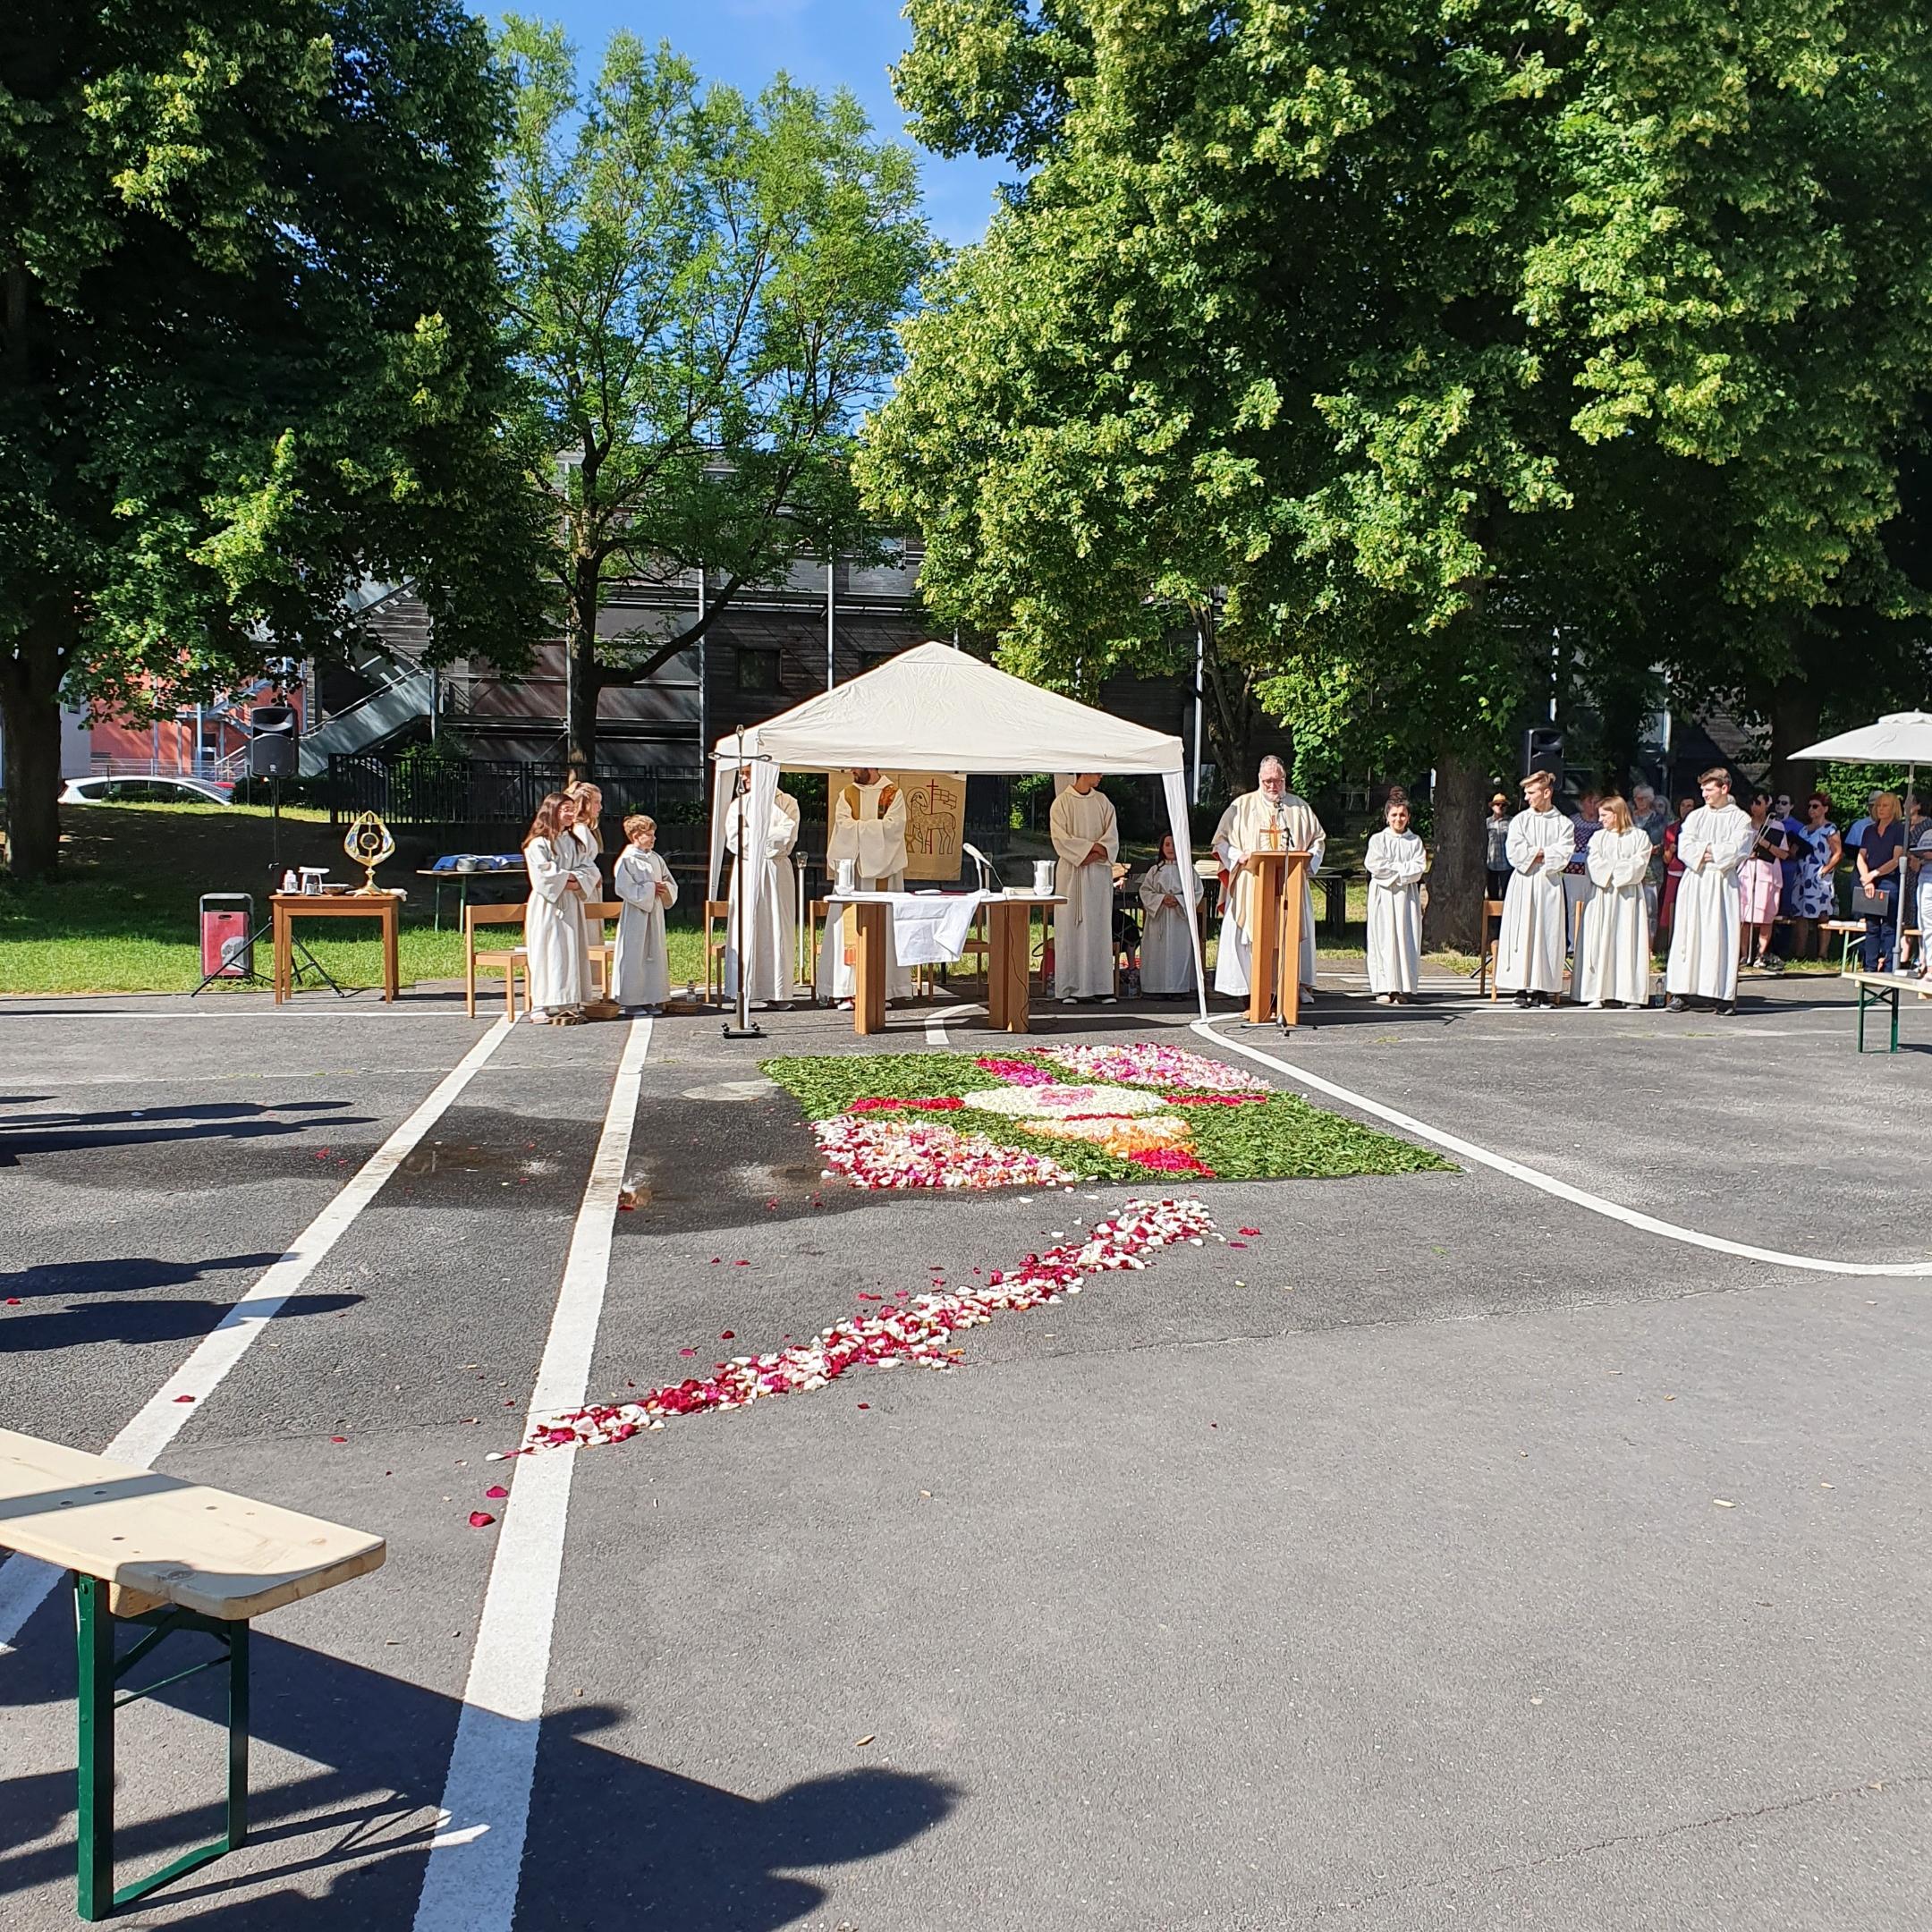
top-left (1240, 849), bottom-right (1313, 1028)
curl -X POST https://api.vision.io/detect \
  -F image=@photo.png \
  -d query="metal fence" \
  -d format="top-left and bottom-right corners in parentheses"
top-left (326, 754), bottom-right (707, 830)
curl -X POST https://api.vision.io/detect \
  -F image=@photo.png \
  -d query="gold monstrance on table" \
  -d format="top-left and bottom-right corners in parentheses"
top-left (343, 811), bottom-right (396, 894)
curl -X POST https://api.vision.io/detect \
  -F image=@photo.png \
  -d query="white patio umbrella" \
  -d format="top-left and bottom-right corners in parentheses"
top-left (1793, 710), bottom-right (1932, 972)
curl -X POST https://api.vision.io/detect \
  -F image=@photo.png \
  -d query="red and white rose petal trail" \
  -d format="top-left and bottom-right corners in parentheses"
top-left (517, 1197), bottom-right (1219, 1453)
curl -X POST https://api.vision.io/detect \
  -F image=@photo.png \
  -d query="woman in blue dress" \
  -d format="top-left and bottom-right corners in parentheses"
top-left (1789, 792), bottom-right (1842, 961)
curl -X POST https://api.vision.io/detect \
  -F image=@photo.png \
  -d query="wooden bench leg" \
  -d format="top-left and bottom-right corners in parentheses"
top-left (73, 1573), bottom-right (250, 1920)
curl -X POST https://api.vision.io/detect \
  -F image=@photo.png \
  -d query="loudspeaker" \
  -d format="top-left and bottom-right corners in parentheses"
top-left (1521, 726), bottom-right (1563, 777)
top-left (249, 704), bottom-right (300, 778)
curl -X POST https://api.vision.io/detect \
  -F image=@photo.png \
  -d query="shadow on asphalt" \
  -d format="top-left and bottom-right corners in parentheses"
top-left (0, 1099), bottom-right (369, 1168)
top-left (0, 1252), bottom-right (284, 1302)
top-left (0, 1293), bottom-right (360, 1355)
top-left (0, 1621), bottom-right (957, 1929)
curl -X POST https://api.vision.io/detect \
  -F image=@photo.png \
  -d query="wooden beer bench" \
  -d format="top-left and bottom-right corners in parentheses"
top-left (0, 1429), bottom-right (385, 1920)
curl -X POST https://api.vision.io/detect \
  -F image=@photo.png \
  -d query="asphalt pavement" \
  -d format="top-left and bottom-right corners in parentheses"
top-left (0, 971), bottom-right (1927, 1930)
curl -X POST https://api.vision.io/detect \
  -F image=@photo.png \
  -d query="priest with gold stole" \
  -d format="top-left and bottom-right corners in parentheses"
top-left (1211, 755), bottom-right (1326, 1002)
top-left (818, 767), bottom-right (913, 1006)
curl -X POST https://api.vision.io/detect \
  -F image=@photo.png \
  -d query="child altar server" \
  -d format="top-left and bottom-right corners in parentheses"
top-left (523, 792), bottom-right (590, 1023)
top-left (1137, 833), bottom-right (1199, 996)
top-left (1496, 768), bottom-right (1572, 1007)
top-left (1364, 796), bottom-right (1428, 1002)
top-left (1577, 794), bottom-right (1653, 1009)
top-left (612, 812), bottom-right (677, 1013)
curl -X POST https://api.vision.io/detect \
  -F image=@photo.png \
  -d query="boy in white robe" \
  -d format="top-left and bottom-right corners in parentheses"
top-left (1137, 834), bottom-right (1199, 996)
top-left (612, 812), bottom-right (677, 1012)
top-left (1578, 795), bottom-right (1653, 1009)
top-left (523, 792), bottom-right (590, 1022)
top-left (1496, 770), bottom-right (1571, 1006)
top-left (818, 768), bottom-right (911, 1004)
top-left (723, 770), bottom-right (800, 1006)
top-left (1666, 767), bottom-right (1755, 1013)
top-left (1211, 755), bottom-right (1326, 1001)
top-left (1364, 798), bottom-right (1428, 1001)
top-left (1051, 774), bottom-right (1120, 1001)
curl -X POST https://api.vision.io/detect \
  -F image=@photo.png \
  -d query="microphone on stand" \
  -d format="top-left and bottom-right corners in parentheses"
top-left (962, 842), bottom-right (1001, 893)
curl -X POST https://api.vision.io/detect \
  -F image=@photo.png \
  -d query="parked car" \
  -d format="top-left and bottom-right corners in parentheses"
top-left (59, 775), bottom-right (236, 806)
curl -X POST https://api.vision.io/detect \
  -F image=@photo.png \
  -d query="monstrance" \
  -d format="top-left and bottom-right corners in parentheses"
top-left (342, 811), bottom-right (396, 893)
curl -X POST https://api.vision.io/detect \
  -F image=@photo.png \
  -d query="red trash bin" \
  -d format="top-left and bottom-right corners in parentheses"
top-left (199, 894), bottom-right (254, 978)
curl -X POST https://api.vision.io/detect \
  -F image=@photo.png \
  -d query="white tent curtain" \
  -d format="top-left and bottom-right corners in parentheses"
top-left (705, 645), bottom-right (1209, 1018)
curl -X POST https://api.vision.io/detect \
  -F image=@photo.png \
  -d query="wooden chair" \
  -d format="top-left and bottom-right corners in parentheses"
top-left (0, 1428), bottom-right (383, 1920)
top-left (702, 899), bottom-right (732, 1004)
top-left (464, 902), bottom-right (527, 1019)
top-left (1478, 897), bottom-right (1506, 1000)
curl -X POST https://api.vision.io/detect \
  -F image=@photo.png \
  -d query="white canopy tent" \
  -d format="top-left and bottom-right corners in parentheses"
top-left (1794, 710), bottom-right (1932, 971)
top-left (708, 642), bottom-right (1208, 1019)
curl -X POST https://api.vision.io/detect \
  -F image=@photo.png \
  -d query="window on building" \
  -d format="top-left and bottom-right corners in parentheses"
top-left (736, 648), bottom-right (781, 694)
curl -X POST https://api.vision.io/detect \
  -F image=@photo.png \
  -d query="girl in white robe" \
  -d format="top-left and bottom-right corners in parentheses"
top-left (523, 792), bottom-right (591, 1022)
top-left (1137, 834), bottom-right (1199, 996)
top-left (1578, 797), bottom-right (1653, 1009)
top-left (612, 812), bottom-right (677, 1011)
top-left (1364, 801), bottom-right (1427, 1001)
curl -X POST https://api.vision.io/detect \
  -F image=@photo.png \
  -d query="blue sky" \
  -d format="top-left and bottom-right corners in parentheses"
top-left (481, 1), bottom-right (1010, 243)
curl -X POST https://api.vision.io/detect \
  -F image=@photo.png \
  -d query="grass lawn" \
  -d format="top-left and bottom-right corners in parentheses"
top-left (0, 803), bottom-right (710, 995)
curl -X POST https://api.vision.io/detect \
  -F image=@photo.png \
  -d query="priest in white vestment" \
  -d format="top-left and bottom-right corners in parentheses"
top-left (818, 768), bottom-right (912, 1004)
top-left (1496, 769), bottom-right (1572, 1004)
top-left (1666, 767), bottom-right (1755, 1012)
top-left (1577, 796), bottom-right (1653, 1009)
top-left (723, 770), bottom-right (799, 1006)
top-left (1137, 834), bottom-right (1199, 997)
top-left (1050, 775), bottom-right (1120, 1001)
top-left (1364, 799), bottom-right (1428, 1001)
top-left (1211, 756), bottom-right (1326, 1001)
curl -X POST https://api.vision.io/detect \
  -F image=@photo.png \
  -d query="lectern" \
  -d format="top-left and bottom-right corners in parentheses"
top-left (1239, 849), bottom-right (1314, 1028)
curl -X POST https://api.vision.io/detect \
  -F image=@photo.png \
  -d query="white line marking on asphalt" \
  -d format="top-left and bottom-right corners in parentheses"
top-left (0, 1016), bottom-right (516, 1653)
top-left (924, 1002), bottom-right (981, 1046)
top-left (1194, 1016), bottom-right (1932, 1278)
top-left (412, 1017), bottom-right (652, 1932)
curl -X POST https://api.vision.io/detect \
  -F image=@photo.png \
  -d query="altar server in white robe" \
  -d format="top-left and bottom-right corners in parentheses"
top-left (523, 792), bottom-right (590, 1022)
top-left (1051, 775), bottom-right (1121, 1001)
top-left (724, 768), bottom-right (800, 1006)
top-left (612, 812), bottom-right (677, 1011)
top-left (1211, 755), bottom-right (1326, 1000)
top-left (1137, 833), bottom-right (1199, 997)
top-left (1665, 767), bottom-right (1756, 1013)
top-left (1577, 795), bottom-right (1652, 1009)
top-left (1364, 798), bottom-right (1428, 1002)
top-left (818, 768), bottom-right (911, 1004)
top-left (1496, 769), bottom-right (1572, 1005)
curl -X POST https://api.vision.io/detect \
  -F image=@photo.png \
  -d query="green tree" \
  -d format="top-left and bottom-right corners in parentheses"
top-left (496, 20), bottom-right (933, 775)
top-left (872, 1), bottom-right (1932, 945)
top-left (0, 0), bottom-right (547, 881)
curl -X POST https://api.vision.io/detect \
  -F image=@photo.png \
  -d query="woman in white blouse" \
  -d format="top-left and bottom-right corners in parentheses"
top-left (1364, 798), bottom-right (1428, 1002)
top-left (1578, 794), bottom-right (1654, 1009)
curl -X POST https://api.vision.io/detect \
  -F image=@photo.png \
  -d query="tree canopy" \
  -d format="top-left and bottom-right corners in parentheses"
top-left (866, 0), bottom-right (1932, 936)
top-left (495, 19), bottom-right (934, 774)
top-left (1, 0), bottom-right (547, 879)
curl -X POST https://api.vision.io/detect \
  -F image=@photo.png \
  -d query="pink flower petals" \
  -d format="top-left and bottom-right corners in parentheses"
top-left (1045, 1044), bottom-right (1267, 1092)
top-left (973, 1056), bottom-right (1057, 1085)
top-left (174, 1394), bottom-right (195, 1403)
top-left (848, 1094), bottom-right (964, 1113)
top-left (1239, 1227), bottom-right (1261, 1237)
top-left (485, 1484), bottom-right (509, 1499)
top-left (469, 1512), bottom-right (496, 1529)
top-left (814, 1114), bottom-right (1079, 1191)
top-left (1126, 1148), bottom-right (1216, 1175)
top-left (523, 1198), bottom-right (1216, 1454)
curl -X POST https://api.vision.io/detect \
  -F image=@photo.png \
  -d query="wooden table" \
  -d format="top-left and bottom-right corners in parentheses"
top-left (986, 894), bottom-right (1063, 1033)
top-left (271, 892), bottom-right (401, 1003)
top-left (1240, 849), bottom-right (1313, 1028)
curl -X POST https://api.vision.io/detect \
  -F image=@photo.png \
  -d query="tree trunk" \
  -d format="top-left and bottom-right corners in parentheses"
top-left (1423, 748), bottom-right (1489, 953)
top-left (565, 557), bottom-right (600, 779)
top-left (0, 640), bottom-right (65, 883)
top-left (1767, 674), bottom-right (1822, 803)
